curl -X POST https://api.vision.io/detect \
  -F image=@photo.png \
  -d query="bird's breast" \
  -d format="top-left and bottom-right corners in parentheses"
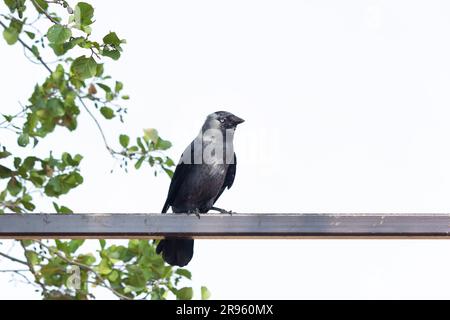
top-left (173, 163), bottom-right (228, 211)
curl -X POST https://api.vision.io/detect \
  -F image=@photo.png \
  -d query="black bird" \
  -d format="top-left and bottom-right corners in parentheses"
top-left (156, 111), bottom-right (245, 266)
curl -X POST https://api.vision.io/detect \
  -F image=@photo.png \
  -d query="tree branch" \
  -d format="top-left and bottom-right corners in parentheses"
top-left (4, 269), bottom-right (38, 288)
top-left (19, 241), bottom-right (48, 295)
top-left (0, 245), bottom-right (47, 295)
top-left (30, 0), bottom-right (61, 25)
top-left (0, 269), bottom-right (29, 272)
top-left (0, 20), bottom-right (53, 74)
top-left (0, 18), bottom-right (118, 158)
top-left (77, 97), bottom-right (116, 156)
top-left (0, 251), bottom-right (28, 266)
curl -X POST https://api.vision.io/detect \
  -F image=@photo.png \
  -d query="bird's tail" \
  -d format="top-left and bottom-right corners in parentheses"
top-left (156, 238), bottom-right (194, 267)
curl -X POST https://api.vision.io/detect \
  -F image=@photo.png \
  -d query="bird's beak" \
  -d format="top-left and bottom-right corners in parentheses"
top-left (230, 115), bottom-right (245, 125)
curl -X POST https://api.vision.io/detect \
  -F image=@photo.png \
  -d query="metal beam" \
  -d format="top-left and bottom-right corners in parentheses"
top-left (0, 214), bottom-right (450, 239)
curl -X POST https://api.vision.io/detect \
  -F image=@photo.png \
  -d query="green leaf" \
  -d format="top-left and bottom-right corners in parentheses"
top-left (25, 250), bottom-right (40, 266)
top-left (21, 239), bottom-right (33, 247)
top-left (71, 56), bottom-right (97, 80)
top-left (30, 45), bottom-right (40, 58)
top-left (47, 98), bottom-right (65, 117)
top-left (108, 269), bottom-right (120, 282)
top-left (127, 146), bottom-right (138, 153)
top-left (45, 172), bottom-right (83, 197)
top-left (175, 268), bottom-right (192, 280)
top-left (165, 157), bottom-right (175, 167)
top-left (7, 177), bottom-right (22, 196)
top-left (30, 172), bottom-right (45, 187)
top-left (50, 36), bottom-right (84, 56)
top-left (4, 0), bottom-right (26, 17)
top-left (3, 27), bottom-right (19, 45)
top-left (143, 128), bottom-right (158, 144)
top-left (108, 270), bottom-right (120, 282)
top-left (156, 138), bottom-right (172, 150)
top-left (119, 134), bottom-right (129, 148)
top-left (61, 152), bottom-right (82, 167)
top-left (47, 25), bottom-right (72, 44)
top-left (103, 32), bottom-right (121, 46)
top-left (21, 157), bottom-right (37, 171)
top-left (99, 239), bottom-right (106, 249)
top-left (176, 287), bottom-right (193, 300)
top-left (2, 114), bottom-right (13, 122)
top-left (0, 150), bottom-right (11, 159)
top-left (163, 167), bottom-right (174, 178)
top-left (97, 83), bottom-right (111, 93)
top-left (2, 18), bottom-right (23, 45)
top-left (105, 91), bottom-right (114, 101)
top-left (98, 258), bottom-right (112, 275)
top-left (100, 106), bottom-right (115, 119)
top-left (114, 81), bottom-right (123, 93)
top-left (74, 2), bottom-right (94, 26)
top-left (102, 48), bottom-right (120, 60)
top-left (96, 63), bottom-right (104, 77)
top-left (55, 239), bottom-right (68, 254)
top-left (59, 206), bottom-right (73, 214)
top-left (134, 156), bottom-right (145, 169)
top-left (17, 133), bottom-right (29, 147)
top-left (25, 31), bottom-right (35, 39)
top-left (201, 286), bottom-right (211, 300)
top-left (4, 0), bottom-right (17, 12)
top-left (68, 239), bottom-right (84, 253)
top-left (72, 154), bottom-right (83, 166)
top-left (125, 265), bottom-right (146, 289)
top-left (31, 0), bottom-right (49, 12)
top-left (13, 157), bottom-right (21, 169)
top-left (21, 200), bottom-right (35, 211)
top-left (53, 202), bottom-right (74, 214)
top-left (136, 137), bottom-right (145, 152)
top-left (77, 253), bottom-right (96, 265)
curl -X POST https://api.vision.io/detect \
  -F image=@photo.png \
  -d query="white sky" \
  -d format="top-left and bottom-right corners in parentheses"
top-left (2, 0), bottom-right (450, 299)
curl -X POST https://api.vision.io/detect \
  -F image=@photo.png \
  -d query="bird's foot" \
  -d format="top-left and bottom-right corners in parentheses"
top-left (211, 207), bottom-right (234, 216)
top-left (187, 209), bottom-right (201, 219)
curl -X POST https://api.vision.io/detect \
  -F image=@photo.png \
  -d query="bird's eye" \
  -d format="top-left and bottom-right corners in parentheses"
top-left (219, 118), bottom-right (225, 123)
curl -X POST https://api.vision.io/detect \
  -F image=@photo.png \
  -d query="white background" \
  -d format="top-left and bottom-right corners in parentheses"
top-left (2, 0), bottom-right (450, 299)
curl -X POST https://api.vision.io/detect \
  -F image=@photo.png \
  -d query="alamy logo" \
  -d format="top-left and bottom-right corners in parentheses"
top-left (66, 265), bottom-right (81, 290)
top-left (181, 129), bottom-right (236, 165)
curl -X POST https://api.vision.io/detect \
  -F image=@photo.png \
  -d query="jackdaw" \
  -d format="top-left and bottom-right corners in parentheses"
top-left (156, 111), bottom-right (244, 267)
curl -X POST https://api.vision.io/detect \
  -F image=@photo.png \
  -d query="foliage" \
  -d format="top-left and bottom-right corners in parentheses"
top-left (0, 0), bottom-right (204, 299)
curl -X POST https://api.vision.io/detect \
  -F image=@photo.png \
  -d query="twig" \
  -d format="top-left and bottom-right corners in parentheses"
top-left (19, 241), bottom-right (48, 295)
top-left (90, 47), bottom-right (100, 59)
top-left (0, 111), bottom-right (23, 126)
top-left (0, 243), bottom-right (48, 294)
top-left (0, 251), bottom-right (28, 266)
top-left (77, 96), bottom-right (116, 156)
top-left (30, 0), bottom-right (61, 25)
top-left (7, 270), bottom-right (39, 288)
top-left (0, 269), bottom-right (30, 272)
top-left (0, 20), bottom-right (52, 74)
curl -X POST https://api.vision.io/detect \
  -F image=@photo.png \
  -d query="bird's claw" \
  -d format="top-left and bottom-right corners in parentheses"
top-left (211, 207), bottom-right (234, 216)
top-left (186, 209), bottom-right (201, 219)
top-left (223, 210), bottom-right (234, 216)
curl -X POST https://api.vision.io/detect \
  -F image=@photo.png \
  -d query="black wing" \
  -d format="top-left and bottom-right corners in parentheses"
top-left (161, 143), bottom-right (194, 213)
top-left (213, 153), bottom-right (237, 204)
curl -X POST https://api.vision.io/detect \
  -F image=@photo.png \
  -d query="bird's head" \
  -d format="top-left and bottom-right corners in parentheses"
top-left (205, 111), bottom-right (245, 130)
